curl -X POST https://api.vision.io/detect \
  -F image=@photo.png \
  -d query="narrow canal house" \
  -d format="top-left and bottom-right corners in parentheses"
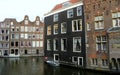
top-left (19, 15), bottom-right (44, 57)
top-left (84, 0), bottom-right (120, 70)
top-left (0, 15), bottom-right (44, 57)
top-left (44, 0), bottom-right (86, 67)
top-left (0, 19), bottom-right (13, 56)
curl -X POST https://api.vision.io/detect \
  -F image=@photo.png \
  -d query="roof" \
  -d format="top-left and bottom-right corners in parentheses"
top-left (51, 0), bottom-right (81, 11)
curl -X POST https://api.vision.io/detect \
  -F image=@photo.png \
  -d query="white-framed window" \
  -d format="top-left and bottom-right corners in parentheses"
top-left (61, 22), bottom-right (67, 34)
top-left (47, 25), bottom-right (51, 35)
top-left (78, 57), bottom-right (83, 66)
top-left (40, 41), bottom-right (43, 47)
top-left (112, 12), bottom-right (120, 27)
top-left (91, 58), bottom-right (98, 66)
top-left (20, 34), bottom-right (24, 38)
top-left (94, 16), bottom-right (104, 30)
top-left (101, 59), bottom-right (108, 67)
top-left (54, 24), bottom-right (58, 34)
top-left (77, 6), bottom-right (82, 16)
top-left (67, 9), bottom-right (73, 18)
top-left (96, 36), bottom-right (107, 51)
top-left (53, 39), bottom-right (58, 51)
top-left (21, 26), bottom-right (24, 32)
top-left (73, 37), bottom-right (81, 52)
top-left (87, 23), bottom-right (91, 31)
top-left (36, 21), bottom-right (39, 25)
top-left (72, 56), bottom-right (78, 63)
top-left (25, 34), bottom-right (28, 39)
top-left (40, 34), bottom-right (43, 39)
top-left (36, 41), bottom-right (40, 47)
top-left (61, 38), bottom-right (67, 51)
top-left (32, 41), bottom-right (36, 47)
top-left (25, 20), bottom-right (28, 25)
top-left (47, 39), bottom-right (51, 51)
top-left (53, 14), bottom-right (58, 22)
top-left (25, 26), bottom-right (28, 32)
top-left (72, 19), bottom-right (82, 32)
top-left (11, 22), bottom-right (13, 25)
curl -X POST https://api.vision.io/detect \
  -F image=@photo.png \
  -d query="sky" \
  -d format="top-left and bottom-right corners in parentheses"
top-left (0, 0), bottom-right (68, 21)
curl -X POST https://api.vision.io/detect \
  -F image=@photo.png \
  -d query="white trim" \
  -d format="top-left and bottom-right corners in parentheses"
top-left (44, 2), bottom-right (83, 17)
top-left (54, 54), bottom-right (59, 61)
top-left (78, 57), bottom-right (83, 66)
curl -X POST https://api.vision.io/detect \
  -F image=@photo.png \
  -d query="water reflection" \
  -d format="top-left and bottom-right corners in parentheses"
top-left (0, 57), bottom-right (44, 75)
top-left (0, 57), bottom-right (108, 75)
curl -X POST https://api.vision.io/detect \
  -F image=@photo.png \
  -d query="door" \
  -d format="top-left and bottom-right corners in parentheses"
top-left (54, 54), bottom-right (59, 61)
top-left (78, 57), bottom-right (83, 66)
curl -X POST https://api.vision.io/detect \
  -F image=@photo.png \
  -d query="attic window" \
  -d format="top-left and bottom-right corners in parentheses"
top-left (62, 1), bottom-right (71, 7)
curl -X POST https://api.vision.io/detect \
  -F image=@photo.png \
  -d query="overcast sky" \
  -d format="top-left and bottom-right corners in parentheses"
top-left (0, 0), bottom-right (68, 21)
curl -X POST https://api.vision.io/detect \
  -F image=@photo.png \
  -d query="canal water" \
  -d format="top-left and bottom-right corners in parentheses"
top-left (0, 57), bottom-right (108, 75)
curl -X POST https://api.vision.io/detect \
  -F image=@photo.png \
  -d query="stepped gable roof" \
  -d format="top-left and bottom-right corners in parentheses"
top-left (51, 0), bottom-right (81, 11)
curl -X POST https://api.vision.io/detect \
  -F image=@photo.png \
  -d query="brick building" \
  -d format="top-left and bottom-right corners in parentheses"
top-left (84, 0), bottom-right (120, 70)
top-left (0, 15), bottom-right (44, 57)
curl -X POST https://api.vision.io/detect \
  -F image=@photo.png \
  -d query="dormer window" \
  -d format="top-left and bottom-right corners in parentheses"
top-left (36, 21), bottom-right (39, 25)
top-left (53, 14), bottom-right (58, 22)
top-left (67, 9), bottom-right (73, 18)
top-left (11, 22), bottom-right (13, 25)
top-left (25, 20), bottom-right (28, 25)
top-left (62, 1), bottom-right (71, 8)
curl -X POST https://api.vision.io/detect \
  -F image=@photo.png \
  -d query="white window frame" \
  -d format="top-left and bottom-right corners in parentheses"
top-left (47, 39), bottom-right (51, 51)
top-left (78, 57), bottom-right (83, 66)
top-left (67, 9), bottom-right (73, 18)
top-left (61, 22), bottom-right (67, 34)
top-left (61, 38), bottom-right (67, 51)
top-left (53, 14), bottom-right (58, 22)
top-left (94, 16), bottom-right (104, 30)
top-left (73, 37), bottom-right (81, 52)
top-left (53, 39), bottom-right (58, 51)
top-left (112, 12), bottom-right (120, 27)
top-left (54, 24), bottom-right (58, 35)
top-left (77, 6), bottom-right (82, 16)
top-left (47, 26), bottom-right (51, 35)
top-left (87, 23), bottom-right (91, 31)
top-left (96, 36), bottom-right (107, 51)
top-left (72, 19), bottom-right (82, 32)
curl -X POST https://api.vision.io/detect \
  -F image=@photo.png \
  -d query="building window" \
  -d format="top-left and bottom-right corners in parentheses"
top-left (73, 37), bottom-right (81, 52)
top-left (11, 34), bottom-right (15, 39)
top-left (77, 6), bottom-right (82, 16)
top-left (91, 58), bottom-right (98, 66)
top-left (101, 59), bottom-right (108, 67)
top-left (40, 41), bottom-right (43, 47)
top-left (11, 42), bottom-right (14, 47)
top-left (21, 26), bottom-right (24, 32)
top-left (47, 26), bottom-right (51, 35)
top-left (61, 22), bottom-right (67, 34)
top-left (72, 56), bottom-right (78, 63)
top-left (53, 39), bottom-right (58, 51)
top-left (94, 16), bottom-right (104, 30)
top-left (112, 12), bottom-right (120, 27)
top-left (87, 23), bottom-right (91, 31)
top-left (96, 36), bottom-right (107, 51)
top-left (25, 20), bottom-right (28, 25)
top-left (67, 9), bottom-right (73, 18)
top-left (47, 39), bottom-right (51, 51)
top-left (11, 22), bottom-right (13, 25)
top-left (54, 24), bottom-right (58, 34)
top-left (53, 14), bottom-right (58, 22)
top-left (61, 38), bottom-right (67, 51)
top-left (36, 21), bottom-right (39, 25)
top-left (11, 49), bottom-right (14, 54)
top-left (72, 19), bottom-right (82, 32)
